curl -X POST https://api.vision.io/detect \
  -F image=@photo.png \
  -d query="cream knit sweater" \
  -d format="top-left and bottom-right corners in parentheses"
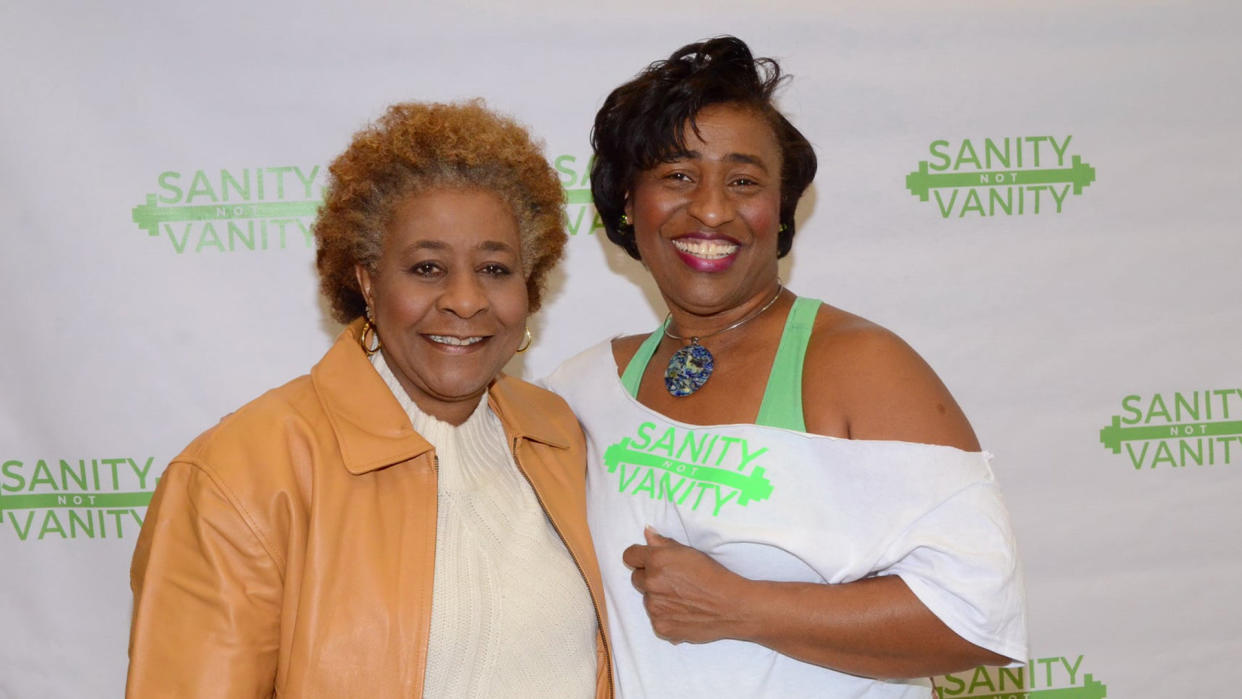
top-left (372, 354), bottom-right (597, 697)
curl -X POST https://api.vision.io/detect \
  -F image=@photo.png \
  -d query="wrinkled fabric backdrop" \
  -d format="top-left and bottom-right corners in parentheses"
top-left (1, 2), bottom-right (1238, 697)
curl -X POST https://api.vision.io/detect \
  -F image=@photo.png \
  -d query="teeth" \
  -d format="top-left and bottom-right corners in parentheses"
top-left (672, 238), bottom-right (739, 260)
top-left (428, 335), bottom-right (484, 346)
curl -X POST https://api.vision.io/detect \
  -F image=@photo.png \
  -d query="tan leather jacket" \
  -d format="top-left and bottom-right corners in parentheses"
top-left (127, 322), bottom-right (613, 698)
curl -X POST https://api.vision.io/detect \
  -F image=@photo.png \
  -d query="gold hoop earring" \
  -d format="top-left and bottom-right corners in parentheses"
top-left (360, 314), bottom-right (381, 356)
top-left (515, 328), bottom-right (533, 353)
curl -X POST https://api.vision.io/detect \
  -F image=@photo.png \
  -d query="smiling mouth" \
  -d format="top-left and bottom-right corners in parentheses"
top-left (426, 335), bottom-right (485, 346)
top-left (672, 238), bottom-right (739, 260)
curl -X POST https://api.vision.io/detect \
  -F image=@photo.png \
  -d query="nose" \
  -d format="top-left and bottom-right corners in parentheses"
top-left (436, 270), bottom-right (488, 318)
top-left (685, 181), bottom-right (735, 228)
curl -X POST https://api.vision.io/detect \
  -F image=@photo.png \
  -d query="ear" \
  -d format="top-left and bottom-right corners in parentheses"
top-left (354, 264), bottom-right (375, 311)
top-left (623, 195), bottom-right (633, 222)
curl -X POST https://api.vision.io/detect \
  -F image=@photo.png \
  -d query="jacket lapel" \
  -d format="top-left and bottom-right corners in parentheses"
top-left (310, 320), bottom-right (433, 474)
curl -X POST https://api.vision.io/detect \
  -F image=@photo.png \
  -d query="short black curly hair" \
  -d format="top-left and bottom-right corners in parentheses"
top-left (590, 36), bottom-right (817, 260)
top-left (315, 100), bottom-right (566, 322)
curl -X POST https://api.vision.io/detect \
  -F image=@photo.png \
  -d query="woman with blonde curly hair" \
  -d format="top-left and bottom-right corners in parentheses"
top-left (127, 101), bottom-right (612, 698)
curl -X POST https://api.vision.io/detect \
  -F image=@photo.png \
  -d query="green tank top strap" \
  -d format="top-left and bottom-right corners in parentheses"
top-left (620, 298), bottom-right (821, 431)
top-left (755, 296), bottom-right (822, 431)
top-left (620, 319), bottom-right (668, 398)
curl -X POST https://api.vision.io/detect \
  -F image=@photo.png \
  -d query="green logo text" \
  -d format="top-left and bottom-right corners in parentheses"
top-left (1099, 389), bottom-right (1242, 469)
top-left (132, 166), bottom-right (324, 253)
top-left (603, 423), bottom-right (773, 517)
top-left (907, 136), bottom-right (1095, 218)
top-left (935, 655), bottom-right (1106, 698)
top-left (134, 160), bottom-right (604, 253)
top-left (1, 457), bottom-right (156, 541)
top-left (554, 155), bottom-right (605, 236)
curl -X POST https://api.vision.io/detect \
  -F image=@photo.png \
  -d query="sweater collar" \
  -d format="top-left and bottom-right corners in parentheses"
top-left (311, 320), bottom-right (570, 475)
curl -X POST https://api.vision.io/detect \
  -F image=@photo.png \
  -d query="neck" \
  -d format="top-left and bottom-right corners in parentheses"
top-left (665, 282), bottom-right (785, 342)
top-left (374, 347), bottom-right (487, 426)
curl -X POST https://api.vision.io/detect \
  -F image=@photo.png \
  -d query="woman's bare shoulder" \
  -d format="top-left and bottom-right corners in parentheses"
top-left (803, 305), bottom-right (980, 450)
top-left (611, 333), bottom-right (652, 378)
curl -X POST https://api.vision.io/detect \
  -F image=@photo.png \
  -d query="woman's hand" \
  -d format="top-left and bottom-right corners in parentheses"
top-left (622, 527), bottom-right (1011, 679)
top-left (622, 528), bottom-right (748, 644)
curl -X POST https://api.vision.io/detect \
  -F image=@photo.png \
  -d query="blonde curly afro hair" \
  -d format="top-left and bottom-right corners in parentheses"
top-left (315, 100), bottom-right (566, 322)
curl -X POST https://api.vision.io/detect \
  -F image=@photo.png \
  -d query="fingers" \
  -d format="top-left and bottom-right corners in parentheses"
top-left (625, 529), bottom-right (689, 596)
top-left (644, 526), bottom-right (675, 546)
top-left (644, 596), bottom-right (679, 643)
top-left (630, 565), bottom-right (647, 593)
top-left (625, 543), bottom-right (660, 594)
top-left (622, 543), bottom-right (650, 570)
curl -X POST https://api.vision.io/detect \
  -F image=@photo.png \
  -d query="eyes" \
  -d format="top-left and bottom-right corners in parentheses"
top-left (408, 260), bottom-right (514, 279)
top-left (656, 167), bottom-right (764, 191)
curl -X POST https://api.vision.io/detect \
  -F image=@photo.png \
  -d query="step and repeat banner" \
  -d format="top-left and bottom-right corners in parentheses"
top-left (1, 1), bottom-right (1238, 697)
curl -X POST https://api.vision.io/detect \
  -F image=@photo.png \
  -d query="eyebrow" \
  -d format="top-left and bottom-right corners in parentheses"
top-left (404, 240), bottom-right (517, 253)
top-left (478, 240), bottom-right (517, 253)
top-left (680, 150), bottom-right (770, 171)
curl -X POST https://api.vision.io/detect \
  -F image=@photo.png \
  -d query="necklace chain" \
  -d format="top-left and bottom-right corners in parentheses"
top-left (663, 284), bottom-right (783, 344)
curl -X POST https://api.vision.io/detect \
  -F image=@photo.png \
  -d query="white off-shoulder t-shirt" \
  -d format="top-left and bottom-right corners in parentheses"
top-left (545, 340), bottom-right (1027, 699)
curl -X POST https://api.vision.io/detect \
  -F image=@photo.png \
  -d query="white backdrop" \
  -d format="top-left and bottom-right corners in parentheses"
top-left (2, 1), bottom-right (1239, 697)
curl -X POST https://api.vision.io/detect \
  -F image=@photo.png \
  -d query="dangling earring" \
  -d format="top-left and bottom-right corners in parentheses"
top-left (360, 307), bottom-right (381, 356)
top-left (619, 213), bottom-right (632, 229)
top-left (515, 328), bottom-right (533, 353)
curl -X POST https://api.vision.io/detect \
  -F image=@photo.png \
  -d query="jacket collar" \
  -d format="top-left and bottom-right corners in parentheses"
top-left (312, 320), bottom-right (570, 475)
top-left (488, 373), bottom-right (573, 451)
top-left (311, 320), bottom-right (432, 474)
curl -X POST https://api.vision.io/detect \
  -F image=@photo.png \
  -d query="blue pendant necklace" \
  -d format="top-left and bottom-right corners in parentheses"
top-left (663, 285), bottom-right (784, 397)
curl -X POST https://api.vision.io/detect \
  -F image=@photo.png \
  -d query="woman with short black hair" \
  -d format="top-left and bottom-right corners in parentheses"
top-left (546, 36), bottom-right (1026, 698)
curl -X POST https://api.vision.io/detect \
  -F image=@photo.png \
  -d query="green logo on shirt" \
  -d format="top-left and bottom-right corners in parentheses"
top-left (603, 422), bottom-right (773, 517)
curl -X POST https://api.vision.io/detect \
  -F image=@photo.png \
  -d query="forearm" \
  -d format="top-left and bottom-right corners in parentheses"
top-left (727, 574), bottom-right (1009, 679)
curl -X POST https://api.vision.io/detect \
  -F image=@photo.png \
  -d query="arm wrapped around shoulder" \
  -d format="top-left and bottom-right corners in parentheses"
top-left (127, 462), bottom-right (284, 698)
